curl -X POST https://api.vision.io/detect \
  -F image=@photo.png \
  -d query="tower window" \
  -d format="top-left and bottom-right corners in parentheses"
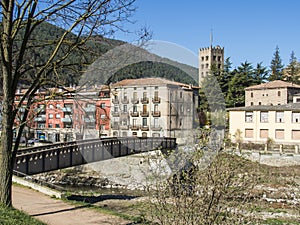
top-left (205, 56), bottom-right (209, 61)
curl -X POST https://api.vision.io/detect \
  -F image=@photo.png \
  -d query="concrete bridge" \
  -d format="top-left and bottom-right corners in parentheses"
top-left (14, 137), bottom-right (177, 175)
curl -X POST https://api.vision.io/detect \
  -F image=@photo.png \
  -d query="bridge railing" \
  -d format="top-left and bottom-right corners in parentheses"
top-left (14, 137), bottom-right (177, 175)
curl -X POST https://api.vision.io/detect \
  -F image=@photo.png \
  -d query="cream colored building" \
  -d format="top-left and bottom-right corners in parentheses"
top-left (245, 80), bottom-right (300, 106)
top-left (198, 45), bottom-right (224, 84)
top-left (229, 104), bottom-right (300, 145)
top-left (110, 78), bottom-right (199, 142)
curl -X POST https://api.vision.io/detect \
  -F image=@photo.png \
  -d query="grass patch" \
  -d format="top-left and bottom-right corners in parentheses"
top-left (0, 204), bottom-right (45, 225)
top-left (263, 218), bottom-right (300, 225)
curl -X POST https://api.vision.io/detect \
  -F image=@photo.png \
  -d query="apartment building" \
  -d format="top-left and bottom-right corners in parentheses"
top-left (110, 78), bottom-right (199, 143)
top-left (229, 104), bottom-right (300, 145)
top-left (13, 85), bottom-right (111, 142)
top-left (245, 80), bottom-right (300, 106)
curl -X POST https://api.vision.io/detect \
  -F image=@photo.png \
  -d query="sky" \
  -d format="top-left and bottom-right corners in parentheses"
top-left (115, 0), bottom-right (300, 69)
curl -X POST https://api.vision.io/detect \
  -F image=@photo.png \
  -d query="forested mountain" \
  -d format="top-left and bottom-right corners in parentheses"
top-left (1, 22), bottom-right (197, 88)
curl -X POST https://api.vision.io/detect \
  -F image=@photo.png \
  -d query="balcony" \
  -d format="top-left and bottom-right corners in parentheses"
top-left (112, 98), bottom-right (119, 104)
top-left (111, 123), bottom-right (119, 129)
top-left (62, 107), bottom-right (72, 113)
top-left (152, 111), bottom-right (161, 117)
top-left (140, 111), bottom-right (149, 117)
top-left (84, 118), bottom-right (96, 123)
top-left (131, 98), bottom-right (139, 104)
top-left (130, 111), bottom-right (139, 117)
top-left (84, 106), bottom-right (96, 113)
top-left (120, 125), bottom-right (129, 130)
top-left (121, 111), bottom-right (129, 115)
top-left (130, 125), bottom-right (140, 131)
top-left (61, 117), bottom-right (72, 123)
top-left (121, 97), bottom-right (129, 104)
top-left (152, 97), bottom-right (161, 103)
top-left (140, 97), bottom-right (149, 104)
top-left (34, 116), bottom-right (46, 122)
top-left (112, 111), bottom-right (120, 117)
top-left (151, 125), bottom-right (162, 131)
top-left (140, 125), bottom-right (149, 131)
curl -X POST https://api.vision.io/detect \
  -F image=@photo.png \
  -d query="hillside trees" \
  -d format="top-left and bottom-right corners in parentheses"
top-left (285, 51), bottom-right (300, 84)
top-left (0, 0), bottom-right (142, 207)
top-left (269, 46), bottom-right (284, 81)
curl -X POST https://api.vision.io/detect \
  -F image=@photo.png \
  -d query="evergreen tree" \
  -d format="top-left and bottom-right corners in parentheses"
top-left (269, 46), bottom-right (284, 81)
top-left (226, 61), bottom-right (255, 107)
top-left (253, 62), bottom-right (269, 84)
top-left (218, 57), bottom-right (233, 94)
top-left (285, 51), bottom-right (300, 84)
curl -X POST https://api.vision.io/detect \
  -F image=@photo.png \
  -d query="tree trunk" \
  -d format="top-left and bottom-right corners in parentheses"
top-left (0, 82), bottom-right (15, 207)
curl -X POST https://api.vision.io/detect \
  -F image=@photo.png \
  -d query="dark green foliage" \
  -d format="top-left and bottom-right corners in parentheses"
top-left (269, 46), bottom-right (284, 81)
top-left (108, 61), bottom-right (197, 85)
top-left (285, 51), bottom-right (300, 84)
top-left (226, 61), bottom-right (256, 107)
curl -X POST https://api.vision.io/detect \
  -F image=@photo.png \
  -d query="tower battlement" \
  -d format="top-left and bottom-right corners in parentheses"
top-left (198, 45), bottom-right (224, 84)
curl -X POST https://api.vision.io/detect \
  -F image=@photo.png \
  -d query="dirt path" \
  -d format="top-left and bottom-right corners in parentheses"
top-left (12, 185), bottom-right (130, 225)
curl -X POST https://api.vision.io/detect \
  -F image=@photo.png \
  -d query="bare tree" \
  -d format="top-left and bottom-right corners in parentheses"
top-left (0, 0), bottom-right (141, 206)
top-left (145, 129), bottom-right (259, 224)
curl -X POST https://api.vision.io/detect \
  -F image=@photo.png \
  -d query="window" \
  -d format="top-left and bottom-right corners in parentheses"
top-left (143, 104), bottom-right (147, 113)
top-left (55, 124), bottom-right (60, 128)
top-left (278, 91), bottom-right (281, 97)
top-left (100, 114), bottom-right (106, 119)
top-left (275, 129), bottom-right (284, 139)
top-left (142, 118), bottom-right (147, 126)
top-left (213, 55), bottom-right (216, 61)
top-left (133, 105), bottom-right (138, 112)
top-left (153, 118), bottom-right (159, 128)
top-left (201, 56), bottom-right (204, 61)
top-left (100, 124), bottom-right (105, 131)
top-left (48, 114), bottom-right (53, 119)
top-left (251, 102), bottom-right (254, 106)
top-left (48, 124), bottom-right (53, 128)
top-left (114, 106), bottom-right (118, 113)
top-left (49, 104), bottom-right (54, 109)
top-left (133, 92), bottom-right (137, 100)
top-left (56, 113), bottom-right (61, 119)
top-left (154, 104), bottom-right (159, 112)
top-left (245, 111), bottom-right (253, 123)
top-left (292, 130), bottom-right (300, 140)
top-left (259, 102), bottom-right (262, 105)
top-left (218, 56), bottom-right (221, 61)
top-left (180, 92), bottom-right (183, 98)
top-left (260, 112), bottom-right (268, 122)
top-left (245, 129), bottom-right (254, 138)
top-left (250, 92), bottom-right (253, 98)
top-left (260, 129), bottom-right (269, 138)
top-left (292, 112), bottom-right (300, 123)
top-left (276, 111), bottom-right (284, 123)
top-left (123, 105), bottom-right (127, 112)
top-left (132, 119), bottom-right (137, 126)
top-left (205, 56), bottom-right (209, 61)
top-left (56, 104), bottom-right (61, 109)
top-left (100, 103), bottom-right (106, 108)
top-left (205, 63), bottom-right (209, 68)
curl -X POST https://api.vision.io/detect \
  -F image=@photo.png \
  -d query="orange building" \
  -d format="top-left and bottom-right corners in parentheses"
top-left (13, 85), bottom-right (111, 143)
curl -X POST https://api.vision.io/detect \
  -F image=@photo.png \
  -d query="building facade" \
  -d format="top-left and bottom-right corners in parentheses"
top-left (245, 80), bottom-right (300, 107)
top-left (13, 85), bottom-right (111, 143)
top-left (110, 78), bottom-right (199, 143)
top-left (198, 45), bottom-right (224, 84)
top-left (229, 104), bottom-right (300, 145)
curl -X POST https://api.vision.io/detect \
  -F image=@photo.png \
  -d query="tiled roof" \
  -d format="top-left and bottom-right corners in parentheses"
top-left (245, 80), bottom-right (300, 90)
top-left (112, 77), bottom-right (198, 89)
top-left (227, 103), bottom-right (300, 111)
